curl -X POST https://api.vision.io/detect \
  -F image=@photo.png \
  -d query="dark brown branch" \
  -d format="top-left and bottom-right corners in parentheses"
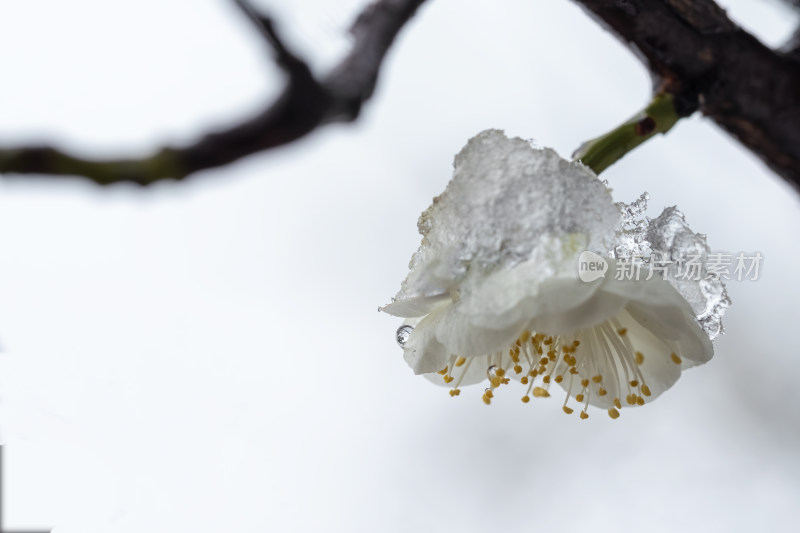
top-left (783, 26), bottom-right (800, 62)
top-left (573, 0), bottom-right (800, 190)
top-left (0, 0), bottom-right (428, 186)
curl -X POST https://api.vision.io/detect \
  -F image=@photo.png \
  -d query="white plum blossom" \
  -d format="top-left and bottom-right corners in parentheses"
top-left (382, 130), bottom-right (729, 419)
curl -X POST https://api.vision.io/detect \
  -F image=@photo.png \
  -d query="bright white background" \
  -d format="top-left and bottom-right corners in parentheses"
top-left (0, 1), bottom-right (798, 532)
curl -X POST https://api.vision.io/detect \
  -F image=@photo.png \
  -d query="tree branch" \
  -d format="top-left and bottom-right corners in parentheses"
top-left (573, 0), bottom-right (800, 190)
top-left (0, 0), bottom-right (428, 186)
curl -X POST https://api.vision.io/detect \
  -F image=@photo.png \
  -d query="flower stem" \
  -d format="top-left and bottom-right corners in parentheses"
top-left (572, 93), bottom-right (680, 175)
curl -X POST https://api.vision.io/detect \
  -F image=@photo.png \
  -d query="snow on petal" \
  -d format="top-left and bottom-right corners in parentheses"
top-left (382, 130), bottom-right (729, 420)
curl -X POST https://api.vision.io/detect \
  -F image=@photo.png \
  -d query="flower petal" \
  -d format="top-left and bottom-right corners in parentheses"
top-left (400, 305), bottom-right (451, 375)
top-left (380, 293), bottom-right (450, 318)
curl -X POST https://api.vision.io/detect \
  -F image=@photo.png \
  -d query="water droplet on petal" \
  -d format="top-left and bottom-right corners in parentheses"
top-left (487, 365), bottom-right (499, 380)
top-left (396, 325), bottom-right (414, 348)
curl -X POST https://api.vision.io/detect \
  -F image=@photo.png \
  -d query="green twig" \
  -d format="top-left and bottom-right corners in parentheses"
top-left (573, 93), bottom-right (680, 175)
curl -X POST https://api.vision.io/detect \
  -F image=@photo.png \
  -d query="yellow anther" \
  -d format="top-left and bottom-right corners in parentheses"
top-left (626, 394), bottom-right (635, 405)
top-left (562, 406), bottom-right (574, 415)
top-left (641, 384), bottom-right (652, 396)
top-left (496, 368), bottom-right (506, 377)
top-left (671, 353), bottom-right (682, 364)
top-left (608, 408), bottom-right (620, 419)
top-left (581, 378), bottom-right (589, 388)
top-left (537, 346), bottom-right (543, 355)
top-left (613, 398), bottom-right (622, 409)
top-left (449, 389), bottom-right (461, 397)
top-left (443, 375), bottom-right (454, 384)
top-left (520, 376), bottom-right (529, 385)
top-left (544, 337), bottom-right (553, 345)
top-left (529, 369), bottom-right (538, 377)
top-left (455, 357), bottom-right (466, 367)
top-left (485, 389), bottom-right (494, 399)
top-left (539, 357), bottom-right (549, 366)
top-left (580, 410), bottom-right (589, 420)
top-left (576, 394), bottom-right (585, 402)
top-left (598, 388), bottom-right (608, 396)
top-left (554, 375), bottom-right (563, 383)
top-left (514, 364), bottom-right (523, 374)
top-left (482, 395), bottom-right (492, 405)
top-left (533, 387), bottom-right (550, 398)
top-left (573, 340), bottom-right (581, 347)
top-left (617, 328), bottom-right (628, 336)
top-left (635, 352), bottom-right (644, 365)
top-left (543, 375), bottom-right (551, 384)
top-left (437, 366), bottom-right (448, 375)
top-left (592, 375), bottom-right (603, 383)
top-left (569, 367), bottom-right (578, 375)
top-left (630, 380), bottom-right (639, 387)
top-left (521, 395), bottom-right (530, 403)
top-left (636, 396), bottom-right (645, 406)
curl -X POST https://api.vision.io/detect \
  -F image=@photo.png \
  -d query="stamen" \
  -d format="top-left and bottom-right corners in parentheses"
top-left (444, 318), bottom-right (668, 420)
top-left (451, 356), bottom-right (474, 391)
top-left (671, 352), bottom-right (682, 364)
top-left (482, 388), bottom-right (494, 405)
